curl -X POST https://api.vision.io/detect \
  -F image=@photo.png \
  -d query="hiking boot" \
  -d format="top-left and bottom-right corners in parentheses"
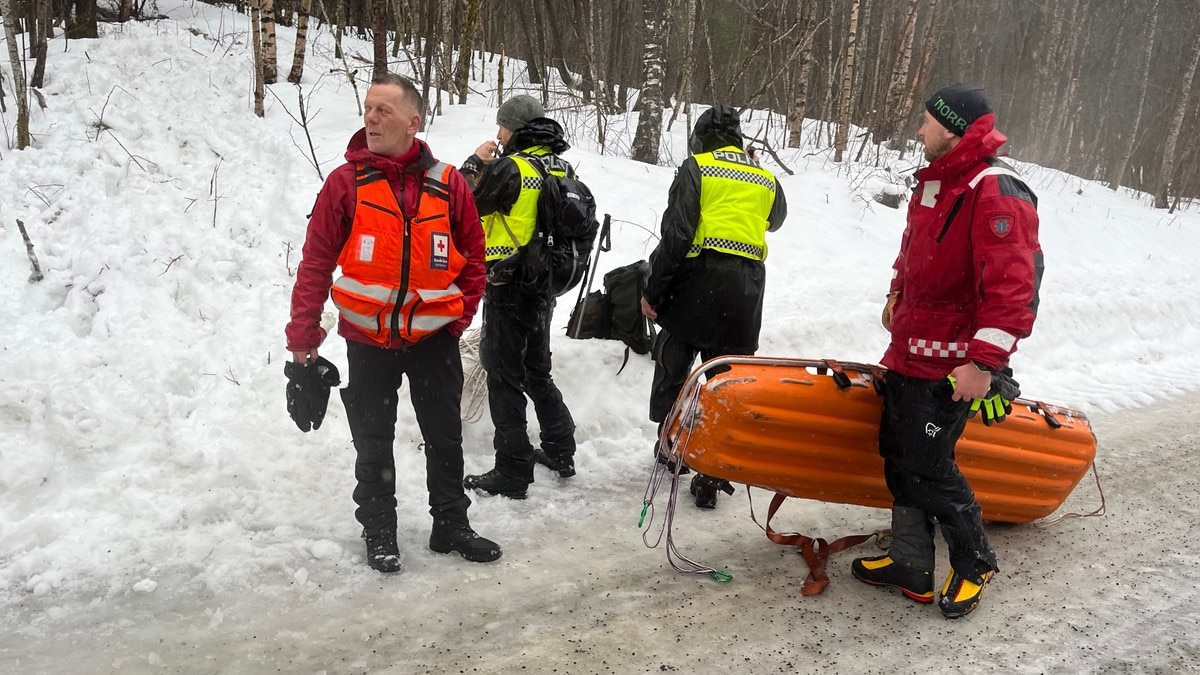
top-left (533, 450), bottom-right (576, 478)
top-left (363, 531), bottom-right (402, 574)
top-left (463, 468), bottom-right (530, 499)
top-left (850, 555), bottom-right (934, 603)
top-left (429, 525), bottom-right (503, 563)
top-left (689, 473), bottom-right (734, 509)
top-left (939, 569), bottom-right (994, 619)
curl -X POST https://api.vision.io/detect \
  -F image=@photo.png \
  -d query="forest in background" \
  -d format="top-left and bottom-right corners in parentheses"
top-left (4, 0), bottom-right (1199, 209)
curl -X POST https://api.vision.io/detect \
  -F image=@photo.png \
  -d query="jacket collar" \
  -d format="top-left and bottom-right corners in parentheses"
top-left (344, 130), bottom-right (438, 182)
top-left (918, 113), bottom-right (1006, 182)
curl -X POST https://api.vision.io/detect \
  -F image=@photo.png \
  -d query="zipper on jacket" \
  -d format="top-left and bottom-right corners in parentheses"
top-left (935, 194), bottom-right (966, 243)
top-left (362, 200), bottom-right (400, 217)
top-left (391, 176), bottom-right (425, 340)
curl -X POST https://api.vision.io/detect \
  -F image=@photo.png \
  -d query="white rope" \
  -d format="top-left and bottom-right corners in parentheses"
top-left (459, 328), bottom-right (489, 423)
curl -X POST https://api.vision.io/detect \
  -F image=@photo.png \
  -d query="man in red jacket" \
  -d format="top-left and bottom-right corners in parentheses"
top-left (851, 84), bottom-right (1042, 618)
top-left (285, 73), bottom-right (500, 573)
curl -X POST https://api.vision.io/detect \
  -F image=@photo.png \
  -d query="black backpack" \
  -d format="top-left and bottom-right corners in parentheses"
top-left (521, 155), bottom-right (600, 297)
top-left (567, 260), bottom-right (656, 371)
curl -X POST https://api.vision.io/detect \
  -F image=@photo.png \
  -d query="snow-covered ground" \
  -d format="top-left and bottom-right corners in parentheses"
top-left (2, 3), bottom-right (1198, 672)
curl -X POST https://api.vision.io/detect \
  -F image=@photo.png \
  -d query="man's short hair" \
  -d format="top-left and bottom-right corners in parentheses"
top-left (371, 73), bottom-right (424, 116)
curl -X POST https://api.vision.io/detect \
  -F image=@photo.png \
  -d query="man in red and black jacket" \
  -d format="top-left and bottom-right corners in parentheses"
top-left (286, 74), bottom-right (499, 573)
top-left (851, 84), bottom-right (1043, 619)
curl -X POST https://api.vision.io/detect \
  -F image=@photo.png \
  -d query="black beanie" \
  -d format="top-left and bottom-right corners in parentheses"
top-left (925, 83), bottom-right (991, 136)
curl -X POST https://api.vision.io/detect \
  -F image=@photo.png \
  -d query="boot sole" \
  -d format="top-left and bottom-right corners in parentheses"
top-left (533, 452), bottom-right (576, 478)
top-left (465, 485), bottom-right (528, 499)
top-left (429, 541), bottom-right (503, 563)
top-left (851, 571), bottom-right (935, 604)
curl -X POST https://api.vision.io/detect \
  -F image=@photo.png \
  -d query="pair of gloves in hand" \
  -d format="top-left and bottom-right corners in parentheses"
top-left (285, 357), bottom-right (341, 432)
top-left (948, 368), bottom-right (1021, 426)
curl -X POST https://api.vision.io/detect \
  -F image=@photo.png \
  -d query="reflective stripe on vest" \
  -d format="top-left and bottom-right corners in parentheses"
top-left (481, 147), bottom-right (556, 261)
top-left (331, 161), bottom-right (466, 344)
top-left (690, 147), bottom-right (776, 261)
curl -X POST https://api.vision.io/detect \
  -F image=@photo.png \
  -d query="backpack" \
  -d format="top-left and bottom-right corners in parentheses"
top-left (520, 155), bottom-right (600, 297)
top-left (566, 260), bottom-right (656, 372)
top-left (602, 260), bottom-right (654, 355)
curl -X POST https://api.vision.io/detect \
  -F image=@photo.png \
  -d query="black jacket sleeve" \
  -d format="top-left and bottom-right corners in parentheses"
top-left (469, 157), bottom-right (522, 216)
top-left (645, 158), bottom-right (702, 306)
top-left (767, 178), bottom-right (787, 232)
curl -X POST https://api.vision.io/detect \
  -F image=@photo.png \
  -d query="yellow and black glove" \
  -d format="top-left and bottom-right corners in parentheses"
top-left (968, 369), bottom-right (1021, 426)
top-left (881, 291), bottom-right (900, 330)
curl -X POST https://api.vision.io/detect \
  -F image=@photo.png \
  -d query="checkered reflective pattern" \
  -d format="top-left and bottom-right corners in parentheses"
top-left (908, 338), bottom-right (968, 359)
top-left (699, 165), bottom-right (776, 190)
top-left (522, 176), bottom-right (543, 190)
top-left (486, 245), bottom-right (517, 257)
top-left (689, 238), bottom-right (765, 259)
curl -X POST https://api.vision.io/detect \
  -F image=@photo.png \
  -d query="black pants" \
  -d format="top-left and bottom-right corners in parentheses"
top-left (648, 328), bottom-right (752, 424)
top-left (341, 333), bottom-right (472, 537)
top-left (480, 297), bottom-right (575, 480)
top-left (878, 371), bottom-right (998, 578)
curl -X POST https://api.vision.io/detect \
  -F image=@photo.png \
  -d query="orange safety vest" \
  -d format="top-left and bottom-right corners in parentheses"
top-left (331, 162), bottom-right (466, 344)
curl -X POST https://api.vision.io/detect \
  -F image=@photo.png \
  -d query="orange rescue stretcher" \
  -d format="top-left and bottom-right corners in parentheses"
top-left (657, 356), bottom-right (1098, 593)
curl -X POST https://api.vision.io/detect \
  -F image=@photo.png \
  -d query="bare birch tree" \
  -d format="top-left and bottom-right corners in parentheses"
top-left (786, 0), bottom-right (817, 148)
top-left (4, 0), bottom-right (31, 148)
top-left (261, 0), bottom-right (278, 84)
top-left (1108, 0), bottom-right (1159, 191)
top-left (251, 0), bottom-right (266, 117)
top-left (833, 0), bottom-right (860, 162)
top-left (1155, 34), bottom-right (1200, 208)
top-left (288, 0), bottom-right (314, 84)
top-left (371, 0), bottom-right (388, 77)
top-left (630, 3), bottom-right (667, 165)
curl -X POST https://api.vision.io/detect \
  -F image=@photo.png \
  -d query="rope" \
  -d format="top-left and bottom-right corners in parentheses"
top-left (1035, 461), bottom-right (1107, 527)
top-left (459, 328), bottom-right (489, 423)
top-left (639, 384), bottom-right (732, 582)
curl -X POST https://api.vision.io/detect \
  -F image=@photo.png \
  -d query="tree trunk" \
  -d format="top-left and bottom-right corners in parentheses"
top-left (371, 0), bottom-right (388, 77)
top-left (66, 0), bottom-right (97, 39)
top-left (118, 0), bottom-right (131, 22)
top-left (833, 0), bottom-right (860, 162)
top-left (1108, 0), bottom-right (1159, 191)
top-left (30, 0), bottom-right (49, 90)
top-left (1155, 35), bottom-right (1200, 208)
top-left (251, 0), bottom-right (265, 117)
top-left (261, 0), bottom-right (278, 84)
top-left (456, 0), bottom-right (482, 104)
top-left (668, 0), bottom-right (698, 131)
top-left (787, 0), bottom-right (817, 148)
top-left (288, 0), bottom-right (313, 83)
top-left (630, 4), bottom-right (666, 165)
top-left (872, 0), bottom-right (918, 145)
top-left (896, 0), bottom-right (945, 156)
top-left (3, 0), bottom-right (29, 148)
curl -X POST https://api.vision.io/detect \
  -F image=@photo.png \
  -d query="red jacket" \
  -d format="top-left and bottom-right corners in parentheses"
top-left (883, 113), bottom-right (1042, 380)
top-left (286, 132), bottom-right (486, 351)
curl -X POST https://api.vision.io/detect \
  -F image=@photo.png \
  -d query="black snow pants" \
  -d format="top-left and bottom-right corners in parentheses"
top-left (878, 370), bottom-right (998, 579)
top-left (341, 333), bottom-right (472, 538)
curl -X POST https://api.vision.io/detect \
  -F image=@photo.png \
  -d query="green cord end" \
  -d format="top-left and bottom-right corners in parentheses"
top-left (638, 502), bottom-right (650, 528)
top-left (708, 570), bottom-right (733, 583)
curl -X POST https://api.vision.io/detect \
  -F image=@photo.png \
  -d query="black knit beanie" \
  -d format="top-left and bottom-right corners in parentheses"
top-left (925, 83), bottom-right (991, 136)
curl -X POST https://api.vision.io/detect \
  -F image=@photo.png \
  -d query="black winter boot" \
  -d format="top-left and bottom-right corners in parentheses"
top-left (429, 525), bottom-right (503, 563)
top-left (533, 450), bottom-right (576, 478)
top-left (689, 473), bottom-right (735, 509)
top-left (363, 531), bottom-right (402, 574)
top-left (850, 554), bottom-right (934, 604)
top-left (463, 468), bottom-right (531, 499)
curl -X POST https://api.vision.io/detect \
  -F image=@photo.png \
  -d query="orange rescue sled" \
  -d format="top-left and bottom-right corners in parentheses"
top-left (663, 357), bottom-right (1096, 524)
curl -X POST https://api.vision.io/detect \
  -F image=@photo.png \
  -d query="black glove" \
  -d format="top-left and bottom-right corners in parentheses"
top-left (967, 369), bottom-right (1021, 426)
top-left (285, 356), bottom-right (341, 432)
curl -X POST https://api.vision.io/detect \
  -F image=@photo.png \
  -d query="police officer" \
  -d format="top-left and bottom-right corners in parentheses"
top-left (640, 105), bottom-right (787, 508)
top-left (460, 96), bottom-right (579, 499)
